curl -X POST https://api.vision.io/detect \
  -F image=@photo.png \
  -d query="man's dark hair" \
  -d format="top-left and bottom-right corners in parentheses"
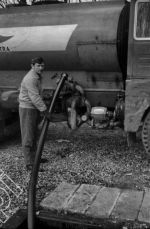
top-left (31, 57), bottom-right (44, 65)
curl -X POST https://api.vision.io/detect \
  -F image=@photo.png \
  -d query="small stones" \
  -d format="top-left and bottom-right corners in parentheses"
top-left (0, 123), bottom-right (149, 223)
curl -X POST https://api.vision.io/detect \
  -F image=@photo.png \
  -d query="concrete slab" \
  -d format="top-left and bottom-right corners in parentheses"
top-left (64, 184), bottom-right (101, 214)
top-left (111, 189), bottom-right (144, 221)
top-left (86, 187), bottom-right (121, 218)
top-left (40, 182), bottom-right (150, 227)
top-left (138, 189), bottom-right (150, 224)
top-left (40, 182), bottom-right (79, 211)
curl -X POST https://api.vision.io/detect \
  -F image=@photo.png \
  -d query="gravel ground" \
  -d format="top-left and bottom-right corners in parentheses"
top-left (0, 122), bottom-right (150, 228)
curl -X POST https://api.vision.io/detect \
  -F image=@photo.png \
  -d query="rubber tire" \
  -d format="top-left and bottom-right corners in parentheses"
top-left (142, 112), bottom-right (150, 155)
top-left (67, 108), bottom-right (77, 130)
top-left (126, 132), bottom-right (137, 147)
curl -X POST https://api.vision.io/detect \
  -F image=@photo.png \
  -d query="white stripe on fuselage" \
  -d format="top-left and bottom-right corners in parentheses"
top-left (0, 25), bottom-right (77, 51)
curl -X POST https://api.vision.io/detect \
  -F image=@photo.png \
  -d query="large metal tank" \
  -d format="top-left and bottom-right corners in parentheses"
top-left (0, 1), bottom-right (129, 108)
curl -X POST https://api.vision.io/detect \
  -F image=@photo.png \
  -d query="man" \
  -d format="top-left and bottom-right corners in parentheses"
top-left (19, 57), bottom-right (47, 171)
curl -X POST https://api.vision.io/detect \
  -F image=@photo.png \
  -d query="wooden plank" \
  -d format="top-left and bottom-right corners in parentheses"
top-left (85, 187), bottom-right (121, 218)
top-left (138, 189), bottom-right (150, 223)
top-left (40, 182), bottom-right (80, 211)
top-left (64, 184), bottom-right (101, 214)
top-left (111, 189), bottom-right (144, 221)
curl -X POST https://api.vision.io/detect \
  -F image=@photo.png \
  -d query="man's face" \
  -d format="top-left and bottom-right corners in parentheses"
top-left (32, 62), bottom-right (45, 75)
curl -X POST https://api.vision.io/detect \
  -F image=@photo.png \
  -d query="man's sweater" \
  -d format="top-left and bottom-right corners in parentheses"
top-left (19, 69), bottom-right (47, 112)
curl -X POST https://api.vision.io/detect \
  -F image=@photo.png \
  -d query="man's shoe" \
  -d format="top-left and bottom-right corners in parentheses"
top-left (38, 168), bottom-right (45, 172)
top-left (26, 165), bottom-right (45, 172)
top-left (40, 158), bottom-right (48, 163)
top-left (26, 165), bottom-right (33, 171)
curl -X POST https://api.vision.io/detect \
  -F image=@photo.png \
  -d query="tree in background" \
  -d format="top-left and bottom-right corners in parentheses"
top-left (0, 0), bottom-right (108, 8)
top-left (0, 0), bottom-right (10, 8)
top-left (0, 0), bottom-right (27, 8)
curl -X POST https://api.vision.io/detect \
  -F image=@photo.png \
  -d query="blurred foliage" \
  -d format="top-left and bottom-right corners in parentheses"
top-left (0, 0), bottom-right (117, 8)
top-left (0, 0), bottom-right (27, 8)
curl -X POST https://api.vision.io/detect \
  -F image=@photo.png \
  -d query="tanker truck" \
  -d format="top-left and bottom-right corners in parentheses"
top-left (0, 0), bottom-right (150, 154)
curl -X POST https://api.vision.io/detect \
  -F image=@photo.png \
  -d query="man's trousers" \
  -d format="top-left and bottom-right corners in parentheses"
top-left (19, 107), bottom-right (40, 166)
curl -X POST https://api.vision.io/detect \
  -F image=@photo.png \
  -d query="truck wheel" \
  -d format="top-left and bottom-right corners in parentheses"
top-left (142, 112), bottom-right (150, 155)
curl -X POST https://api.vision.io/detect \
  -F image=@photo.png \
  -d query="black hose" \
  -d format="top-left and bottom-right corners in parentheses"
top-left (27, 73), bottom-right (67, 229)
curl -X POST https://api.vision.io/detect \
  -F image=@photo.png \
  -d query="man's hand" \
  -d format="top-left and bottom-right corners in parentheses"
top-left (41, 110), bottom-right (51, 120)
